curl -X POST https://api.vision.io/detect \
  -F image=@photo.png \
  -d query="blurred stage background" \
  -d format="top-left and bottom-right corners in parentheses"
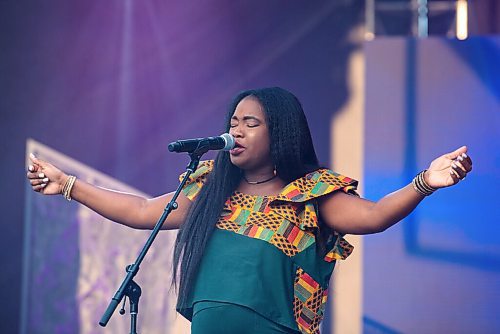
top-left (1, 1), bottom-right (499, 333)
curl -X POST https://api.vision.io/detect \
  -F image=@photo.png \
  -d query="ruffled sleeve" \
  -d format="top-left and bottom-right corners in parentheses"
top-left (271, 168), bottom-right (358, 261)
top-left (273, 168), bottom-right (358, 203)
top-left (178, 160), bottom-right (214, 201)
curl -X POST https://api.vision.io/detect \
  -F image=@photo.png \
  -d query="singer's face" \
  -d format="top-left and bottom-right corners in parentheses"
top-left (229, 97), bottom-right (272, 171)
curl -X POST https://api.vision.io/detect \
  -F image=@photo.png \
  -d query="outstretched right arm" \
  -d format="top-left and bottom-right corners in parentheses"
top-left (26, 154), bottom-right (191, 230)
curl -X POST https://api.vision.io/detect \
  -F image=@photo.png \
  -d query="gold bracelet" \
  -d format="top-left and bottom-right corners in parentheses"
top-left (62, 176), bottom-right (70, 195)
top-left (62, 176), bottom-right (72, 198)
top-left (412, 170), bottom-right (437, 196)
top-left (62, 175), bottom-right (77, 201)
top-left (67, 176), bottom-right (76, 201)
top-left (62, 176), bottom-right (71, 200)
top-left (66, 176), bottom-right (76, 201)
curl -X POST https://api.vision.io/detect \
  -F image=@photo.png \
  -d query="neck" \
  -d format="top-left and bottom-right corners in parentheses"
top-left (243, 174), bottom-right (276, 185)
top-left (238, 169), bottom-right (285, 196)
top-left (243, 166), bottom-right (276, 185)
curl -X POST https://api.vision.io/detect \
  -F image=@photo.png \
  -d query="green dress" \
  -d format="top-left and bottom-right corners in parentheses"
top-left (177, 161), bottom-right (358, 334)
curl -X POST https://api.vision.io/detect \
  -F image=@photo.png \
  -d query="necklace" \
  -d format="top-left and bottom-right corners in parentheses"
top-left (243, 174), bottom-right (277, 185)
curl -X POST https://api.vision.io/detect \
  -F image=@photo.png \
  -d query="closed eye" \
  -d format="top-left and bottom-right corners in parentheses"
top-left (230, 120), bottom-right (260, 128)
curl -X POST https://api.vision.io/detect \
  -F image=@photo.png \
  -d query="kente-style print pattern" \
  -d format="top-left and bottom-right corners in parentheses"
top-left (293, 268), bottom-right (328, 334)
top-left (324, 236), bottom-right (355, 262)
top-left (218, 191), bottom-right (316, 256)
top-left (274, 167), bottom-right (357, 203)
top-left (179, 160), bottom-right (214, 200)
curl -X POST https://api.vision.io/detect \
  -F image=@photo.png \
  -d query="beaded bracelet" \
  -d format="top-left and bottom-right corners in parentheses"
top-left (62, 175), bottom-right (77, 201)
top-left (412, 170), bottom-right (437, 196)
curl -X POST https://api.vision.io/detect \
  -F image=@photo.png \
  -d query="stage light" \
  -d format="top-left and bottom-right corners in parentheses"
top-left (456, 0), bottom-right (468, 40)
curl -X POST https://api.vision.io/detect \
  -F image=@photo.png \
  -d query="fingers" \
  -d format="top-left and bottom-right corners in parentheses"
top-left (29, 154), bottom-right (38, 167)
top-left (455, 153), bottom-right (472, 172)
top-left (32, 183), bottom-right (47, 192)
top-left (29, 153), bottom-right (45, 171)
top-left (28, 153), bottom-right (41, 172)
top-left (27, 154), bottom-right (49, 192)
top-left (459, 152), bottom-right (473, 169)
top-left (27, 171), bottom-right (46, 180)
top-left (29, 176), bottom-right (49, 186)
top-left (450, 152), bottom-right (471, 182)
top-left (29, 176), bottom-right (48, 191)
top-left (26, 153), bottom-right (67, 196)
top-left (451, 161), bottom-right (467, 178)
top-left (445, 145), bottom-right (467, 160)
top-left (29, 152), bottom-right (39, 164)
top-left (27, 164), bottom-right (39, 173)
top-left (449, 168), bottom-right (461, 184)
top-left (27, 171), bottom-right (49, 190)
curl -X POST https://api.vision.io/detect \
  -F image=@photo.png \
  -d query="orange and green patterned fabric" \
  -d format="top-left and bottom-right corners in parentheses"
top-left (177, 160), bottom-right (358, 334)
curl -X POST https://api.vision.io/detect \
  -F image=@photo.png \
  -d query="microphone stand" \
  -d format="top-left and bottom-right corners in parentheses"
top-left (99, 145), bottom-right (209, 333)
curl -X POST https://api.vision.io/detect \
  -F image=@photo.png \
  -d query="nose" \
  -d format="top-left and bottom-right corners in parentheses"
top-left (229, 125), bottom-right (243, 138)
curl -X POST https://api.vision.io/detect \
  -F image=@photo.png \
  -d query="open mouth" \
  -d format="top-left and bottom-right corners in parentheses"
top-left (230, 141), bottom-right (245, 154)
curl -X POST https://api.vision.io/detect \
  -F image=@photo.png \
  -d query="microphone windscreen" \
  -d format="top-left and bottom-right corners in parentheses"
top-left (221, 133), bottom-right (235, 150)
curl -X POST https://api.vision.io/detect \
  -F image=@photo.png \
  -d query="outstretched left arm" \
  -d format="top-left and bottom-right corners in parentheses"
top-left (319, 146), bottom-right (473, 235)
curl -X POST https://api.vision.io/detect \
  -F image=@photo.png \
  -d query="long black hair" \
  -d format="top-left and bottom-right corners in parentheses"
top-left (172, 87), bottom-right (321, 305)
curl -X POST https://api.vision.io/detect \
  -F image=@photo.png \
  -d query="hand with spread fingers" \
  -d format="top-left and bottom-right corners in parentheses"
top-left (424, 146), bottom-right (472, 189)
top-left (26, 153), bottom-right (68, 195)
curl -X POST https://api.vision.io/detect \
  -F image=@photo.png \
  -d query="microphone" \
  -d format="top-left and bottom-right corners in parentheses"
top-left (168, 133), bottom-right (235, 153)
